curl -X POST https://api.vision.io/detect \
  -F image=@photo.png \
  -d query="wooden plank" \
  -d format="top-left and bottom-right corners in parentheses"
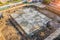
top-left (46, 5), bottom-right (60, 16)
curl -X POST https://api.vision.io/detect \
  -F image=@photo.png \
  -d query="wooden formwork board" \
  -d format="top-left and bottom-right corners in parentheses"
top-left (46, 5), bottom-right (60, 16)
top-left (0, 4), bottom-right (27, 13)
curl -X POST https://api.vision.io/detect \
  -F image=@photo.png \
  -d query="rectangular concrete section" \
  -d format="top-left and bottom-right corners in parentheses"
top-left (10, 7), bottom-right (51, 35)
